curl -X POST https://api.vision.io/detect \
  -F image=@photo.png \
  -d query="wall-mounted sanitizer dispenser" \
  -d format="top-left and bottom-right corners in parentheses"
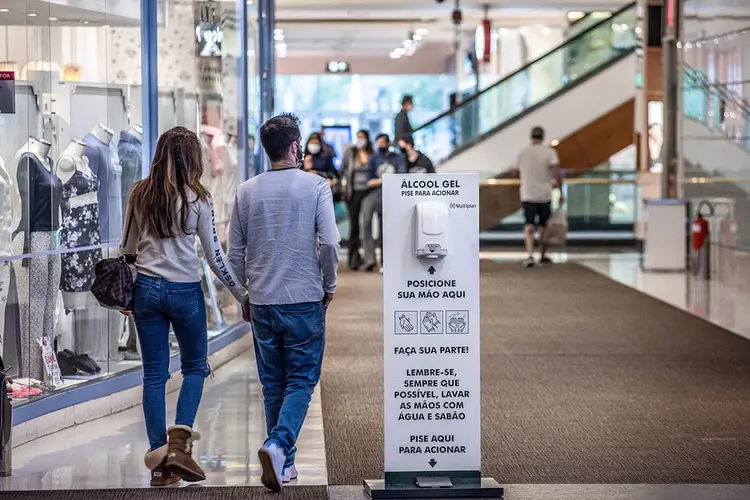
top-left (415, 201), bottom-right (449, 259)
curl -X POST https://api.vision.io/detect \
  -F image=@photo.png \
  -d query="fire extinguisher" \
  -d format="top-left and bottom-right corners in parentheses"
top-left (692, 200), bottom-right (713, 278)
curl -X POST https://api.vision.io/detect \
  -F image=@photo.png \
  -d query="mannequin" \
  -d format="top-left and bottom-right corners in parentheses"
top-left (58, 140), bottom-right (102, 309)
top-left (57, 140), bottom-right (105, 368)
top-left (83, 123), bottom-right (122, 243)
top-left (0, 156), bottom-right (13, 354)
top-left (118, 124), bottom-right (143, 216)
top-left (10, 137), bottom-right (63, 381)
top-left (83, 124), bottom-right (123, 362)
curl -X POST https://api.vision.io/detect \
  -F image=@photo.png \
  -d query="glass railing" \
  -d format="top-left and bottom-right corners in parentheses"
top-left (568, 12), bottom-right (615, 38)
top-left (482, 170), bottom-right (638, 231)
top-left (413, 2), bottom-right (636, 166)
top-left (682, 63), bottom-right (750, 152)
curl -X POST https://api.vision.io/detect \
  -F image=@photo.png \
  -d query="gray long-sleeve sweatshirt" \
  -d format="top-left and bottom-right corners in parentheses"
top-left (228, 168), bottom-right (340, 306)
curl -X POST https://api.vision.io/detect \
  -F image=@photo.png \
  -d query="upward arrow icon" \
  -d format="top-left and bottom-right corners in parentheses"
top-left (427, 266), bottom-right (436, 275)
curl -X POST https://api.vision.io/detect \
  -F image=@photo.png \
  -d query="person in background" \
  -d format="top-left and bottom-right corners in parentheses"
top-left (319, 125), bottom-right (336, 160)
top-left (515, 126), bottom-right (563, 268)
top-left (304, 132), bottom-right (341, 201)
top-left (303, 132), bottom-right (337, 178)
top-left (361, 133), bottom-right (405, 272)
top-left (401, 136), bottom-right (435, 174)
top-left (121, 127), bottom-right (249, 487)
top-left (228, 113), bottom-right (340, 492)
top-left (340, 129), bottom-right (374, 270)
top-left (395, 95), bottom-right (414, 153)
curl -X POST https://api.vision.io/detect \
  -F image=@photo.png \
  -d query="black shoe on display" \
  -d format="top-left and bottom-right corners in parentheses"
top-left (364, 263), bottom-right (377, 272)
top-left (80, 354), bottom-right (102, 374)
top-left (56, 351), bottom-right (79, 377)
top-left (65, 350), bottom-right (98, 376)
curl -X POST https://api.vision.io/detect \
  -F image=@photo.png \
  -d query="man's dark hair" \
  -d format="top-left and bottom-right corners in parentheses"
top-left (401, 95), bottom-right (414, 107)
top-left (260, 113), bottom-right (301, 162)
top-left (402, 136), bottom-right (415, 147)
top-left (376, 133), bottom-right (390, 143)
top-left (530, 126), bottom-right (545, 140)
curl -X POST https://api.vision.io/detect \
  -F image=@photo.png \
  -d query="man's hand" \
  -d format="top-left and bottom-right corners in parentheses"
top-left (367, 178), bottom-right (381, 187)
top-left (241, 299), bottom-right (251, 322)
top-left (322, 293), bottom-right (335, 307)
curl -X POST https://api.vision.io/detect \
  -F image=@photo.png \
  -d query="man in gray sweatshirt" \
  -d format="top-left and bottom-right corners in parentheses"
top-left (228, 113), bottom-right (340, 492)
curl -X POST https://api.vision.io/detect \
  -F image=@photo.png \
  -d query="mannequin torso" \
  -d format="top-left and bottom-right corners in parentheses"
top-left (92, 123), bottom-right (114, 145)
top-left (57, 140), bottom-right (91, 185)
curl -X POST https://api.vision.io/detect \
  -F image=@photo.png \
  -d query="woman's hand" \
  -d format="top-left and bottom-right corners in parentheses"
top-left (304, 155), bottom-right (314, 171)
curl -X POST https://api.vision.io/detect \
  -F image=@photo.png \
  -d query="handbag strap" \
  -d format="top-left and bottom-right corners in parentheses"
top-left (121, 204), bottom-right (137, 257)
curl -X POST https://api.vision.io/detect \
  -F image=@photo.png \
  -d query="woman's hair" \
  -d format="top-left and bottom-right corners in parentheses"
top-left (356, 129), bottom-right (373, 155)
top-left (305, 132), bottom-right (322, 155)
top-left (129, 126), bottom-right (210, 239)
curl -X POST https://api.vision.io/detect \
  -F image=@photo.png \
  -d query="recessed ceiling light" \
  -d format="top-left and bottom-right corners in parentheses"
top-left (0, 9), bottom-right (9, 13)
top-left (274, 28), bottom-right (283, 35)
top-left (82, 20), bottom-right (89, 24)
top-left (28, 13), bottom-right (37, 17)
top-left (49, 17), bottom-right (58, 21)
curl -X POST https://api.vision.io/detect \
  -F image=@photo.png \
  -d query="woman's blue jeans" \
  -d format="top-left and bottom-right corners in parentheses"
top-left (134, 274), bottom-right (211, 451)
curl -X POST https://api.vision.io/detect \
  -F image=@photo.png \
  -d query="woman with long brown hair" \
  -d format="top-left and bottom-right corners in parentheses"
top-left (120, 126), bottom-right (249, 486)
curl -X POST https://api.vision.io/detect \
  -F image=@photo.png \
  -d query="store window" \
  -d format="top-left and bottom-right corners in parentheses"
top-left (157, 0), bottom-right (254, 337)
top-left (0, 1), bottom-right (142, 400)
top-left (0, 0), bottom-right (258, 406)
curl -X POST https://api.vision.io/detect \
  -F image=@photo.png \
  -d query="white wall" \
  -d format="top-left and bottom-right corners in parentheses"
top-left (439, 54), bottom-right (636, 178)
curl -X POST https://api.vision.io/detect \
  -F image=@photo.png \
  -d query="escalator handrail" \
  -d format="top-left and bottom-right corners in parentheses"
top-left (683, 62), bottom-right (750, 117)
top-left (413, 1), bottom-right (636, 133)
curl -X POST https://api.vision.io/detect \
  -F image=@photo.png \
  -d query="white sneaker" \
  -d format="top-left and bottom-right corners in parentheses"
top-left (258, 442), bottom-right (285, 492)
top-left (523, 257), bottom-right (535, 268)
top-left (282, 465), bottom-right (298, 483)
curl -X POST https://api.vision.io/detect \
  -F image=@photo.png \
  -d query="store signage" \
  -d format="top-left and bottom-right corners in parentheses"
top-left (0, 71), bottom-right (16, 114)
top-left (382, 173), bottom-right (481, 473)
top-left (195, 1), bottom-right (222, 57)
top-left (474, 20), bottom-right (492, 64)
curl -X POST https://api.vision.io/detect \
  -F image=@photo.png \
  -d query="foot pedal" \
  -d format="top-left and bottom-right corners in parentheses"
top-left (416, 476), bottom-right (453, 488)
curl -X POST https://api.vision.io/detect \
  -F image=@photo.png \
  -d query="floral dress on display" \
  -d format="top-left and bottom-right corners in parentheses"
top-left (60, 161), bottom-right (103, 293)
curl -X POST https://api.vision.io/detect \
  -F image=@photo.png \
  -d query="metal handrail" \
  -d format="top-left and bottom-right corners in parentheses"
top-left (413, 1), bottom-right (637, 133)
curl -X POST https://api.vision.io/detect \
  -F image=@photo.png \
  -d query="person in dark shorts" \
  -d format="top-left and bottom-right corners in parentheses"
top-left (516, 126), bottom-right (563, 268)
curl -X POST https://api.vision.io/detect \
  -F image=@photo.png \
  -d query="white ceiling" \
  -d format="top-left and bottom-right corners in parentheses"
top-left (0, 0), bottom-right (141, 25)
top-left (274, 0), bottom-right (624, 58)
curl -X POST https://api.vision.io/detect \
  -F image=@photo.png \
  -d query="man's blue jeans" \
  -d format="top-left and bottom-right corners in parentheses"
top-left (134, 274), bottom-right (211, 451)
top-left (250, 302), bottom-right (326, 469)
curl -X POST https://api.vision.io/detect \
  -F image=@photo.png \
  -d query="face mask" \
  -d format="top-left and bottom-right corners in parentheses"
top-left (308, 143), bottom-right (321, 155)
top-left (378, 146), bottom-right (389, 155)
top-left (294, 142), bottom-right (304, 169)
top-left (356, 139), bottom-right (367, 149)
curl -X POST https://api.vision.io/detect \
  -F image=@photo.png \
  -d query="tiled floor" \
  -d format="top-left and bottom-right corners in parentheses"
top-left (481, 250), bottom-right (750, 341)
top-left (0, 350), bottom-right (327, 490)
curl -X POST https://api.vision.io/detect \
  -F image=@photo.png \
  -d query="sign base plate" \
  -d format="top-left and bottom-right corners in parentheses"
top-left (364, 477), bottom-right (504, 499)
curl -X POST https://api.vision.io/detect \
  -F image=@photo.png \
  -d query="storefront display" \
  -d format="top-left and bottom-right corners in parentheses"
top-left (0, 0), bottom-right (261, 412)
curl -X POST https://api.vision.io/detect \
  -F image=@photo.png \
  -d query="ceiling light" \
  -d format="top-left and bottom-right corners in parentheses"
top-left (413, 33), bottom-right (423, 41)
top-left (27, 13), bottom-right (37, 17)
top-left (82, 20), bottom-right (89, 24)
top-left (416, 28), bottom-right (428, 36)
top-left (274, 28), bottom-right (283, 35)
top-left (275, 42), bottom-right (287, 50)
top-left (390, 52), bottom-right (401, 59)
top-left (550, 139), bottom-right (559, 146)
top-left (274, 33), bottom-right (284, 41)
top-left (49, 17), bottom-right (58, 21)
top-left (0, 9), bottom-right (9, 13)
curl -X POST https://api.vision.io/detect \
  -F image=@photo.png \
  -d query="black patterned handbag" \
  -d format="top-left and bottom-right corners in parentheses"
top-left (91, 212), bottom-right (137, 311)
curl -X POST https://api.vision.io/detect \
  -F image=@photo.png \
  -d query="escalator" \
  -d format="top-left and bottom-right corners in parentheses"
top-left (414, 2), bottom-right (636, 230)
